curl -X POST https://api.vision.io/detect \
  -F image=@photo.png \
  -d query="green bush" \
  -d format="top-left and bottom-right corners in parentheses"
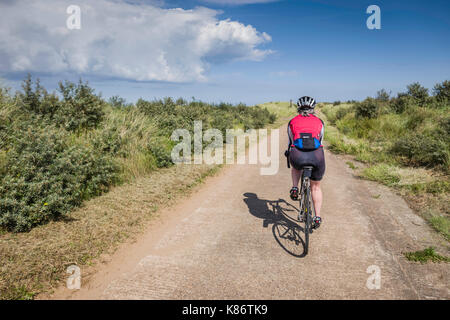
top-left (0, 102), bottom-right (13, 150)
top-left (56, 80), bottom-right (105, 131)
top-left (390, 132), bottom-right (448, 168)
top-left (251, 107), bottom-right (273, 129)
top-left (390, 95), bottom-right (414, 114)
top-left (355, 98), bottom-right (379, 119)
top-left (439, 116), bottom-right (450, 136)
top-left (426, 97), bottom-right (450, 109)
top-left (0, 126), bottom-right (118, 232)
top-left (108, 95), bottom-right (130, 108)
top-left (433, 80), bottom-right (450, 103)
top-left (137, 98), bottom-right (276, 136)
top-left (92, 127), bottom-right (124, 156)
top-left (376, 89), bottom-right (390, 102)
top-left (406, 82), bottom-right (429, 106)
top-left (335, 106), bottom-right (353, 121)
top-left (148, 142), bottom-right (173, 168)
top-left (18, 74), bottom-right (60, 118)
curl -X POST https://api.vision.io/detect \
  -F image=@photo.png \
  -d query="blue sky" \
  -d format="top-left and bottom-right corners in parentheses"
top-left (1, 0), bottom-right (449, 105)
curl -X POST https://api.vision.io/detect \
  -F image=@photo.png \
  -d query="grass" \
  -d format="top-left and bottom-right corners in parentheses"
top-left (346, 161), bottom-right (357, 170)
top-left (361, 164), bottom-right (401, 187)
top-left (360, 164), bottom-right (449, 239)
top-left (404, 247), bottom-right (450, 263)
top-left (6, 286), bottom-right (36, 300)
top-left (0, 101), bottom-right (293, 300)
top-left (429, 216), bottom-right (450, 241)
top-left (259, 101), bottom-right (297, 121)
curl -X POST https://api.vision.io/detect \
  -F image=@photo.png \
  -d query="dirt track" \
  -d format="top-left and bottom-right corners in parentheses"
top-left (49, 123), bottom-right (449, 300)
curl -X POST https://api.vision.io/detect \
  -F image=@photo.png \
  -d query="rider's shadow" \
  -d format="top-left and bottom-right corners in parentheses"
top-left (243, 193), bottom-right (307, 258)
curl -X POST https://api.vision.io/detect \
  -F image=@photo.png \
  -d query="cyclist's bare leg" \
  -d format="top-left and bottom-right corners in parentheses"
top-left (310, 180), bottom-right (322, 217)
top-left (291, 168), bottom-right (302, 188)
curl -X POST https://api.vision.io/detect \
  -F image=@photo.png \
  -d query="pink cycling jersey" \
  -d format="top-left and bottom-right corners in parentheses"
top-left (288, 114), bottom-right (324, 148)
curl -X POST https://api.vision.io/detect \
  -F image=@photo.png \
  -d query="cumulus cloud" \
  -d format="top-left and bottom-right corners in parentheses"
top-left (0, 0), bottom-right (272, 82)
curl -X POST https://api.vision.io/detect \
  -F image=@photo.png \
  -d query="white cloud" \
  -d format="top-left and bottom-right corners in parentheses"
top-left (0, 0), bottom-right (272, 82)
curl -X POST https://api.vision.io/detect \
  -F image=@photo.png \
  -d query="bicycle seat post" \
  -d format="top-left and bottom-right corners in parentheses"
top-left (302, 166), bottom-right (314, 179)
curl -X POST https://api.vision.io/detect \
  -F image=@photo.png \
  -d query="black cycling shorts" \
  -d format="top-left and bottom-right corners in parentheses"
top-left (289, 146), bottom-right (326, 181)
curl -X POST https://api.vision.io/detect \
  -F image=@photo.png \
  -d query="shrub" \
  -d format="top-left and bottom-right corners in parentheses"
top-left (0, 126), bottom-right (118, 232)
top-left (433, 80), bottom-right (450, 103)
top-left (439, 116), bottom-right (450, 136)
top-left (426, 97), bottom-right (449, 109)
top-left (390, 95), bottom-right (414, 114)
top-left (136, 98), bottom-right (168, 116)
top-left (108, 95), bottom-right (129, 108)
top-left (406, 82), bottom-right (429, 106)
top-left (56, 80), bottom-right (105, 131)
top-left (175, 97), bottom-right (188, 106)
top-left (0, 149), bottom-right (7, 177)
top-left (251, 107), bottom-right (273, 129)
top-left (355, 98), bottom-right (379, 119)
top-left (0, 100), bottom-right (13, 150)
top-left (211, 111), bottom-right (234, 138)
top-left (18, 74), bottom-right (60, 118)
top-left (376, 89), bottom-right (390, 102)
top-left (335, 106), bottom-right (353, 121)
top-left (403, 106), bottom-right (430, 130)
top-left (92, 127), bottom-right (124, 156)
top-left (333, 101), bottom-right (341, 106)
top-left (148, 138), bottom-right (173, 168)
top-left (390, 132), bottom-right (448, 168)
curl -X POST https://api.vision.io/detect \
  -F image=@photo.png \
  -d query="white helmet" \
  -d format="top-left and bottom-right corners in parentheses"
top-left (297, 96), bottom-right (317, 109)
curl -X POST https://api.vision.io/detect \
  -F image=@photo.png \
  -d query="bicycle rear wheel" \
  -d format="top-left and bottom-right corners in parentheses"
top-left (303, 178), bottom-right (312, 255)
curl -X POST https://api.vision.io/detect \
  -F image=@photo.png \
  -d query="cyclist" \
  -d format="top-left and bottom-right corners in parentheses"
top-left (285, 96), bottom-right (325, 229)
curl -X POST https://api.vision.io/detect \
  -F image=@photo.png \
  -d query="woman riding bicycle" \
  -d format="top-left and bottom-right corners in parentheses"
top-left (286, 96), bottom-right (325, 229)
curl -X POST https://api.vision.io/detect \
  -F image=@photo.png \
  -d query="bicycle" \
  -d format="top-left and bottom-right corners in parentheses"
top-left (285, 151), bottom-right (317, 256)
top-left (297, 166), bottom-right (316, 255)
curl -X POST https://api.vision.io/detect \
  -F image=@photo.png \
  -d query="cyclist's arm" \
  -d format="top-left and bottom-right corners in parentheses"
top-left (287, 121), bottom-right (294, 150)
top-left (319, 119), bottom-right (325, 144)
